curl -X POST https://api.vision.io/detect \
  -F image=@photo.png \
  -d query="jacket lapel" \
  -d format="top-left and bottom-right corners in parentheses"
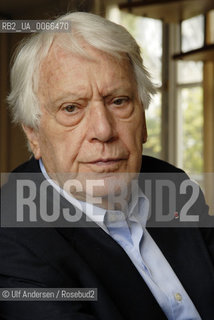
top-left (57, 225), bottom-right (167, 319)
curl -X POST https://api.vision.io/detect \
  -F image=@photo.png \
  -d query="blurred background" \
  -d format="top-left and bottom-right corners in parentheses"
top-left (0, 0), bottom-right (214, 210)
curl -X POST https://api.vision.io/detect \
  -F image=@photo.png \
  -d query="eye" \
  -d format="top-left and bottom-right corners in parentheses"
top-left (56, 102), bottom-right (84, 126)
top-left (113, 97), bottom-right (129, 106)
top-left (63, 104), bottom-right (78, 113)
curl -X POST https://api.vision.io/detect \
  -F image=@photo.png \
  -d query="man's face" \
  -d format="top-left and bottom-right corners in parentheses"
top-left (25, 42), bottom-right (147, 204)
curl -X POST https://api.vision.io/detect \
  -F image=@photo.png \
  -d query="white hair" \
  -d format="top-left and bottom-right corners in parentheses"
top-left (7, 11), bottom-right (156, 129)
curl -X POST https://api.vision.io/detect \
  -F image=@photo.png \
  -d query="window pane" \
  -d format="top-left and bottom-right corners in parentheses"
top-left (178, 87), bottom-right (203, 174)
top-left (181, 15), bottom-right (204, 52)
top-left (120, 12), bottom-right (162, 87)
top-left (177, 61), bottom-right (203, 84)
top-left (144, 92), bottom-right (161, 159)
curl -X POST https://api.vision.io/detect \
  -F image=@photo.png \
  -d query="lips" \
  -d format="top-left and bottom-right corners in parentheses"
top-left (89, 158), bottom-right (122, 164)
top-left (87, 158), bottom-right (126, 165)
top-left (80, 157), bottom-right (128, 173)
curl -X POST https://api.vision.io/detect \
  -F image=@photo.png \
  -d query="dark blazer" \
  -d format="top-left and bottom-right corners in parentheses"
top-left (0, 156), bottom-right (213, 320)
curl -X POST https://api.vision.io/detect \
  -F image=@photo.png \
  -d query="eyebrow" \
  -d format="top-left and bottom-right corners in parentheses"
top-left (50, 84), bottom-right (134, 106)
top-left (50, 92), bottom-right (87, 106)
top-left (103, 85), bottom-right (133, 98)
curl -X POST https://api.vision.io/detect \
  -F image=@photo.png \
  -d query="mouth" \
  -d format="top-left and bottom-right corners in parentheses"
top-left (81, 158), bottom-right (128, 173)
top-left (87, 158), bottom-right (126, 166)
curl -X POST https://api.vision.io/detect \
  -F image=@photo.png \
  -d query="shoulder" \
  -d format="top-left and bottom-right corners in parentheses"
top-left (12, 157), bottom-right (41, 173)
top-left (141, 155), bottom-right (185, 173)
top-left (1, 157), bottom-right (41, 212)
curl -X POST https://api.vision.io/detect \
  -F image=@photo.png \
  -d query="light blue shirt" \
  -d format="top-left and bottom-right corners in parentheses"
top-left (39, 159), bottom-right (201, 320)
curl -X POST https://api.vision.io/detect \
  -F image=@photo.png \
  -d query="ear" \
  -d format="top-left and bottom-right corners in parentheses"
top-left (22, 125), bottom-right (41, 159)
top-left (142, 111), bottom-right (147, 144)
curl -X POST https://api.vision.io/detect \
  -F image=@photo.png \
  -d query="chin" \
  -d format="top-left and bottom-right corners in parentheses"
top-left (79, 172), bottom-right (135, 206)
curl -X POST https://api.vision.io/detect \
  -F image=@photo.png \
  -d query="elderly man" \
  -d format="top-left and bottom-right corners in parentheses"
top-left (0, 12), bottom-right (213, 320)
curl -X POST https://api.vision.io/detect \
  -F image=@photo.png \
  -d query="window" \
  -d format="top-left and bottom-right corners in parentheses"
top-left (176, 15), bottom-right (204, 177)
top-left (107, 7), bottom-right (204, 177)
top-left (181, 15), bottom-right (204, 52)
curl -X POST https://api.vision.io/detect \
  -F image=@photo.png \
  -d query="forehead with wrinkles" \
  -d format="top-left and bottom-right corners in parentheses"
top-left (37, 40), bottom-right (135, 108)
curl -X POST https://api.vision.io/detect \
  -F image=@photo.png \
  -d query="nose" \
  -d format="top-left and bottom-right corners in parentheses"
top-left (87, 102), bottom-right (116, 143)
